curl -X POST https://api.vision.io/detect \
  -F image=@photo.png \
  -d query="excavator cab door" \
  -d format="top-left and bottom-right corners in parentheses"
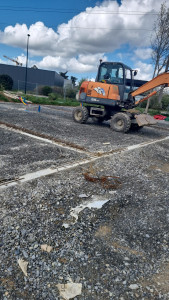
top-left (97, 62), bottom-right (125, 100)
top-left (124, 68), bottom-right (133, 100)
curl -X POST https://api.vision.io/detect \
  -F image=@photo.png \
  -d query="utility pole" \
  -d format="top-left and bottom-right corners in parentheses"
top-left (24, 34), bottom-right (30, 94)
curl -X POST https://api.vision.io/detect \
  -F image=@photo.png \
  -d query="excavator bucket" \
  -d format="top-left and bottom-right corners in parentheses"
top-left (135, 114), bottom-right (157, 126)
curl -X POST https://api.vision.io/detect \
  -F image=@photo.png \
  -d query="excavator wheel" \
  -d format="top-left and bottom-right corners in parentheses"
top-left (110, 112), bottom-right (131, 133)
top-left (73, 106), bottom-right (89, 124)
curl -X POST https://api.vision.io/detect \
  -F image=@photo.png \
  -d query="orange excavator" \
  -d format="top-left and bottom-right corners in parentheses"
top-left (73, 61), bottom-right (169, 132)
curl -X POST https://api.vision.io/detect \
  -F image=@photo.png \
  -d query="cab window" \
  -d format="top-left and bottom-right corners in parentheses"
top-left (124, 68), bottom-right (132, 100)
top-left (98, 63), bottom-right (124, 84)
top-left (125, 69), bottom-right (132, 91)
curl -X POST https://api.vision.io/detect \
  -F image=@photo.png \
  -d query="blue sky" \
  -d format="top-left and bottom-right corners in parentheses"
top-left (0, 0), bottom-right (167, 82)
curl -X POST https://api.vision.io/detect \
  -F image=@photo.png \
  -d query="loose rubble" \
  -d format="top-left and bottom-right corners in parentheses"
top-left (0, 103), bottom-right (169, 299)
top-left (18, 259), bottom-right (28, 277)
top-left (57, 278), bottom-right (82, 300)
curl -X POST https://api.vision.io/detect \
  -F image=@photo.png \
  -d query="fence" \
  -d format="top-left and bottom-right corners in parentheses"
top-left (17, 80), bottom-right (39, 95)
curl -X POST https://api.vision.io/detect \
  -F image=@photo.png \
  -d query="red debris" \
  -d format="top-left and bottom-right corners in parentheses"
top-left (153, 115), bottom-right (167, 120)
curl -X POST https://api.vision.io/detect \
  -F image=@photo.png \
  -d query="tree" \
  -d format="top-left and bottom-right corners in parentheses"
top-left (0, 74), bottom-right (13, 90)
top-left (145, 2), bottom-right (169, 112)
top-left (151, 2), bottom-right (169, 78)
top-left (59, 71), bottom-right (69, 79)
top-left (66, 88), bottom-right (76, 98)
top-left (71, 76), bottom-right (78, 87)
top-left (41, 86), bottom-right (52, 96)
top-left (78, 78), bottom-right (87, 89)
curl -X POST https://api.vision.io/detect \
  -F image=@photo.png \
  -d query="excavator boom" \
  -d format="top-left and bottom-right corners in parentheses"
top-left (130, 72), bottom-right (169, 126)
top-left (131, 72), bottom-right (169, 98)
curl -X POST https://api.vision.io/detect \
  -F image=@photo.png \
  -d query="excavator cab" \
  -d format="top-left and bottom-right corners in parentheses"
top-left (96, 62), bottom-right (134, 103)
top-left (77, 61), bottom-right (136, 108)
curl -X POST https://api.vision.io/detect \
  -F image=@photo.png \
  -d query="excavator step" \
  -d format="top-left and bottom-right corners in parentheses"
top-left (135, 114), bottom-right (157, 126)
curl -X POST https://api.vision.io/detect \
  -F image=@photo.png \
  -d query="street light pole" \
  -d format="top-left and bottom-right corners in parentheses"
top-left (24, 33), bottom-right (30, 94)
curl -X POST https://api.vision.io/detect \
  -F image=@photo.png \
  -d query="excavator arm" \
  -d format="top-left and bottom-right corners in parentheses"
top-left (131, 72), bottom-right (169, 106)
top-left (127, 72), bottom-right (169, 127)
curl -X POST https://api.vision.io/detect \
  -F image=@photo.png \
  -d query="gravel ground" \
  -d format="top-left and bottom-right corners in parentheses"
top-left (0, 126), bottom-right (88, 178)
top-left (0, 102), bottom-right (169, 300)
top-left (0, 103), bottom-right (167, 152)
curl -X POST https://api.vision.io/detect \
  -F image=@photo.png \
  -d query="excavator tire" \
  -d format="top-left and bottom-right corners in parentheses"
top-left (110, 112), bottom-right (131, 133)
top-left (73, 106), bottom-right (89, 124)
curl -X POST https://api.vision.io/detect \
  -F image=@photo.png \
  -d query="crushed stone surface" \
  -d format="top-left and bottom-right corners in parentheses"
top-left (0, 103), bottom-right (169, 299)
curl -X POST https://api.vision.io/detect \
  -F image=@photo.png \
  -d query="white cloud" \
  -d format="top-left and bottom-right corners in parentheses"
top-left (134, 48), bottom-right (152, 60)
top-left (35, 53), bottom-right (107, 73)
top-left (0, 0), bottom-right (168, 75)
top-left (1, 52), bottom-right (107, 74)
top-left (134, 61), bottom-right (154, 81)
top-left (78, 54), bottom-right (107, 65)
top-left (87, 77), bottom-right (95, 82)
top-left (1, 22), bottom-right (59, 56)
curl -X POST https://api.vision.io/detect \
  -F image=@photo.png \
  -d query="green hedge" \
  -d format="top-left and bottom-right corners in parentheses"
top-left (139, 93), bottom-right (169, 110)
top-left (162, 94), bottom-right (169, 110)
top-left (0, 92), bottom-right (10, 102)
top-left (0, 74), bottom-right (13, 90)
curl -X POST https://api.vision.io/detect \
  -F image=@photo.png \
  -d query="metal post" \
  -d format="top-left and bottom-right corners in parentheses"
top-left (165, 55), bottom-right (169, 72)
top-left (36, 83), bottom-right (38, 96)
top-left (24, 34), bottom-right (30, 94)
top-left (64, 86), bottom-right (66, 101)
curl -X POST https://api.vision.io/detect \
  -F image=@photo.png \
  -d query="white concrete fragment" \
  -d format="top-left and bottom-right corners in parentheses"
top-left (57, 282), bottom-right (82, 300)
top-left (79, 194), bottom-right (88, 198)
top-left (129, 284), bottom-right (139, 290)
top-left (72, 195), bottom-right (110, 221)
top-left (63, 195), bottom-right (110, 228)
top-left (41, 244), bottom-right (53, 253)
top-left (62, 223), bottom-right (70, 229)
top-left (109, 190), bottom-right (117, 195)
top-left (18, 258), bottom-right (28, 276)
